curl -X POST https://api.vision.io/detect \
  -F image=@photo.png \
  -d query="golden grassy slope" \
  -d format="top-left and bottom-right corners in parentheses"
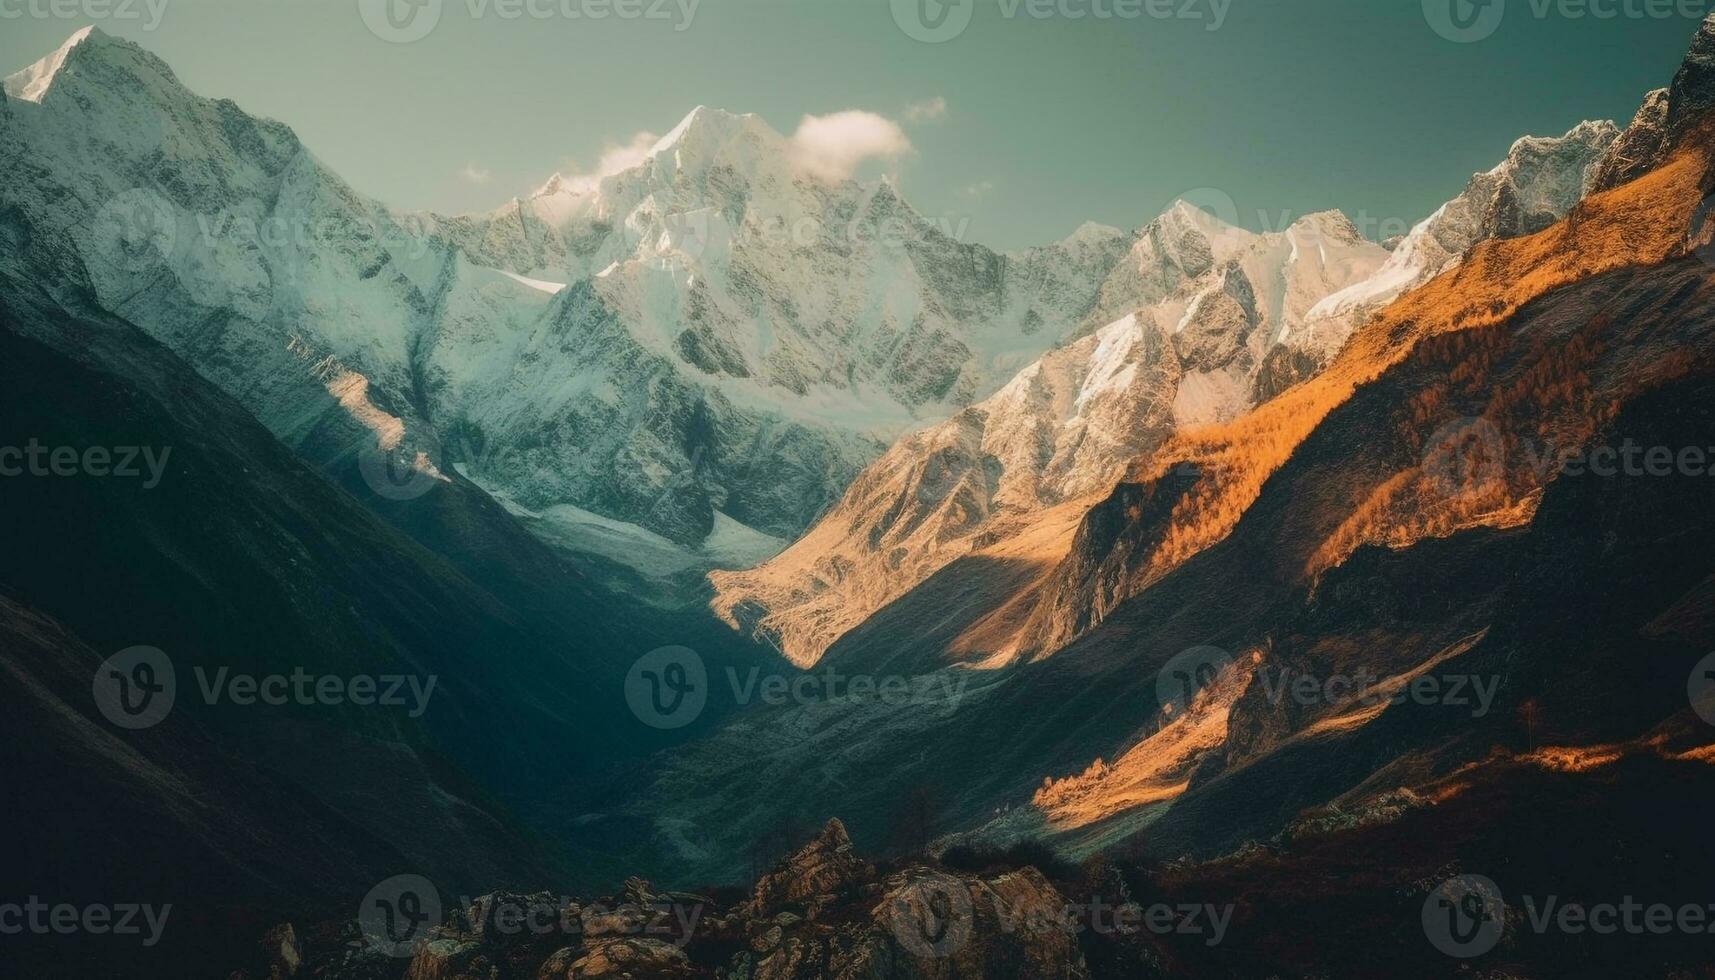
top-left (1121, 139), bottom-right (1710, 595)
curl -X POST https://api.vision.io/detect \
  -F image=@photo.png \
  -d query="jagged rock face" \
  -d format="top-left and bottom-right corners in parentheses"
top-left (1078, 202), bottom-right (1231, 332)
top-left (1302, 120), bottom-right (1618, 346)
top-left (1590, 17), bottom-right (1715, 194)
top-left (238, 825), bottom-right (1088, 980)
top-left (565, 937), bottom-right (692, 979)
top-left (1590, 89), bottom-right (1671, 192)
top-left (750, 819), bottom-right (873, 916)
top-left (711, 208), bottom-right (1390, 667)
top-left (1013, 110), bottom-right (1706, 666)
top-left (737, 866), bottom-right (1088, 980)
top-left (0, 31), bottom-right (1133, 547)
top-left (732, 827), bottom-right (1088, 980)
top-left (1665, 13), bottom-right (1715, 146)
top-left (424, 110), bottom-right (1140, 544)
top-left (0, 28), bottom-right (468, 510)
top-left (404, 939), bottom-right (500, 980)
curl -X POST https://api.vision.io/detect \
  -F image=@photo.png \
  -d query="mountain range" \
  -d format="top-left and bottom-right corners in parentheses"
top-left (4, 16), bottom-right (1715, 980)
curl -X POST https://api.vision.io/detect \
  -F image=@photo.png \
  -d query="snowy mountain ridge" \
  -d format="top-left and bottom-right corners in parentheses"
top-left (1305, 120), bottom-right (1618, 329)
top-left (709, 207), bottom-right (1396, 666)
top-left (0, 28), bottom-right (1137, 553)
top-left (708, 124), bottom-right (1621, 668)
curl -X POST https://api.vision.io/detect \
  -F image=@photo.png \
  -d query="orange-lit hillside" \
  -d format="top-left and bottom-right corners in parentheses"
top-left (1122, 138), bottom-right (1711, 596)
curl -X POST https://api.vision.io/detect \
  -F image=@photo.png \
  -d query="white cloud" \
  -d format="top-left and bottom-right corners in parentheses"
top-left (959, 179), bottom-right (998, 200)
top-left (459, 164), bottom-right (493, 185)
top-left (904, 96), bottom-right (948, 123)
top-left (553, 130), bottom-right (661, 193)
top-left (790, 111), bottom-right (913, 182)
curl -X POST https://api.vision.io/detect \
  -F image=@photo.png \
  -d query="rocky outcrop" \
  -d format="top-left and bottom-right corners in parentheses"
top-left (563, 937), bottom-right (692, 979)
top-left (749, 819), bottom-right (872, 916)
top-left (733, 831), bottom-right (1088, 980)
top-left (404, 939), bottom-right (500, 980)
top-left (735, 866), bottom-right (1087, 980)
top-left (225, 923), bottom-right (304, 980)
top-left (243, 819), bottom-right (1086, 980)
top-left (1303, 119), bottom-right (1617, 338)
top-left (1590, 15), bottom-right (1715, 192)
top-left (1589, 89), bottom-right (1670, 192)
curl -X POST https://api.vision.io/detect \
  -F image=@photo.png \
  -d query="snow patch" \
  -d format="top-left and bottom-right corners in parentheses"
top-left (494, 268), bottom-right (566, 294)
top-left (3, 25), bottom-right (94, 103)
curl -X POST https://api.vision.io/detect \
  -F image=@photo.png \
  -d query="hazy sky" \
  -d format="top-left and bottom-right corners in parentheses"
top-left (0, 0), bottom-right (1701, 249)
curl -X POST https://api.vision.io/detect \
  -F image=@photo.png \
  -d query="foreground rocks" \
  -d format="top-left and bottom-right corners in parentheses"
top-left (729, 864), bottom-right (1087, 980)
top-left (240, 819), bottom-right (1089, 979)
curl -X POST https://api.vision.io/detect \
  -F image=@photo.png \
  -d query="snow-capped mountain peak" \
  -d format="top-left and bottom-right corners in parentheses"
top-left (2, 24), bottom-right (97, 103)
top-left (0, 29), bottom-right (1142, 554)
top-left (2, 24), bottom-right (190, 111)
top-left (1304, 119), bottom-right (1617, 330)
top-left (1065, 220), bottom-right (1126, 244)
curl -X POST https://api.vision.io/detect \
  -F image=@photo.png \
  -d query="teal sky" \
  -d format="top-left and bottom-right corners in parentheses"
top-left (0, 0), bottom-right (1700, 249)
